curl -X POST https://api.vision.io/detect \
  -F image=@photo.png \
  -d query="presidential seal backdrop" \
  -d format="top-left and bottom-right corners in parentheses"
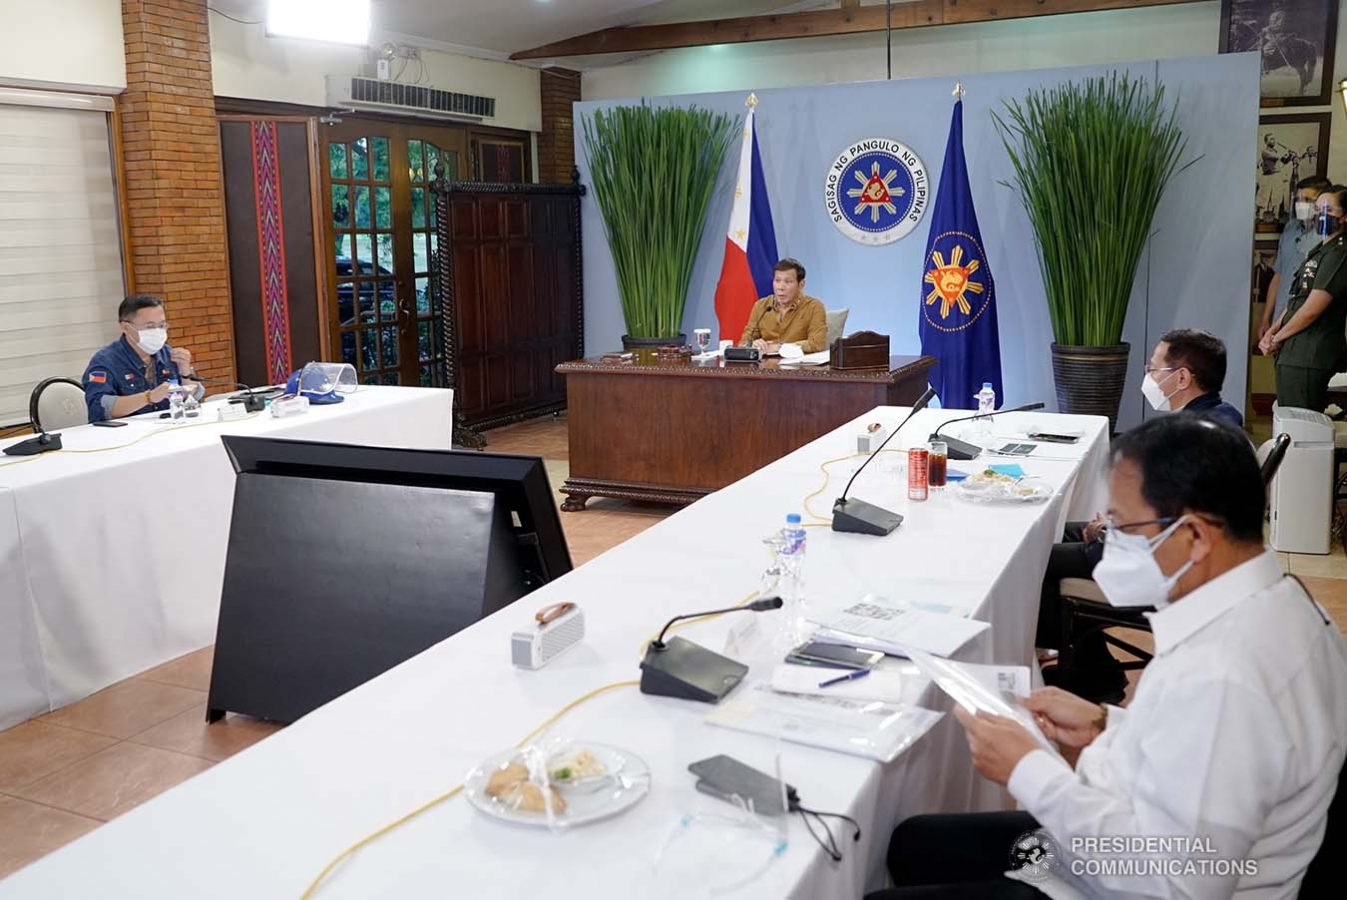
top-left (824, 138), bottom-right (929, 245)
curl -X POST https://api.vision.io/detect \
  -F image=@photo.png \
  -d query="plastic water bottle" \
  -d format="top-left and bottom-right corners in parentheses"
top-left (167, 380), bottom-right (187, 423)
top-left (183, 389), bottom-right (200, 419)
top-left (974, 382), bottom-right (996, 439)
top-left (779, 513), bottom-right (810, 644)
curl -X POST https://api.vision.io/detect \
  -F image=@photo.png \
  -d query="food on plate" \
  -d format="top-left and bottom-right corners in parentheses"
top-left (483, 759), bottom-right (568, 814)
top-left (549, 748), bottom-right (607, 783)
top-left (500, 780), bottom-right (567, 814)
top-left (485, 761), bottom-right (529, 797)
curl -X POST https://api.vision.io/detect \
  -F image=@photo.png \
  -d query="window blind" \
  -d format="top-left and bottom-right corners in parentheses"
top-left (0, 91), bottom-right (124, 427)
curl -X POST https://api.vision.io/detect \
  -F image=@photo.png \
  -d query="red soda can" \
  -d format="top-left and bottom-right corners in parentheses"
top-left (907, 448), bottom-right (929, 501)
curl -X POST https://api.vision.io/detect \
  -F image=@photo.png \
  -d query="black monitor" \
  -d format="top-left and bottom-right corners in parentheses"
top-left (206, 436), bottom-right (571, 723)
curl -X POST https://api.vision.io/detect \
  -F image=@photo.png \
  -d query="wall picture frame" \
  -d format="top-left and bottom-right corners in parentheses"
top-left (1255, 112), bottom-right (1331, 234)
top-left (1221, 0), bottom-right (1339, 107)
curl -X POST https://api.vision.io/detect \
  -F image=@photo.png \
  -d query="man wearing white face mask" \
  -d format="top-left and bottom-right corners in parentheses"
top-left (1258, 176), bottom-right (1330, 342)
top-left (82, 295), bottom-right (203, 422)
top-left (873, 415), bottom-right (1347, 900)
top-left (1140, 329), bottom-right (1242, 426)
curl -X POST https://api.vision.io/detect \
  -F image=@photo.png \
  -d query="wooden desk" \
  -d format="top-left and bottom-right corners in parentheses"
top-left (554, 352), bottom-right (936, 509)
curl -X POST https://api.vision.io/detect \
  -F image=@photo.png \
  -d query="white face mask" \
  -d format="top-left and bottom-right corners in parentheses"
top-left (1140, 369), bottom-right (1177, 412)
top-left (1093, 516), bottom-right (1194, 609)
top-left (1295, 200), bottom-right (1316, 223)
top-left (132, 326), bottom-right (167, 355)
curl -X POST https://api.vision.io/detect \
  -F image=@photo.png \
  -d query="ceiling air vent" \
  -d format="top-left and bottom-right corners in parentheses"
top-left (326, 76), bottom-right (495, 121)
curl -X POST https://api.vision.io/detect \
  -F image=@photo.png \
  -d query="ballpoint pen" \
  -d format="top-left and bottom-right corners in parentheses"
top-left (818, 668), bottom-right (872, 689)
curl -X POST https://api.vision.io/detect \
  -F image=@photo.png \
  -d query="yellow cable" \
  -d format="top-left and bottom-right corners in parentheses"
top-left (299, 679), bottom-right (639, 899)
top-left (802, 447), bottom-right (909, 523)
top-left (56, 411), bottom-right (262, 455)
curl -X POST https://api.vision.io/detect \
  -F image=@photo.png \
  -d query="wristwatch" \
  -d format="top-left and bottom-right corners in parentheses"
top-left (144, 390), bottom-right (152, 406)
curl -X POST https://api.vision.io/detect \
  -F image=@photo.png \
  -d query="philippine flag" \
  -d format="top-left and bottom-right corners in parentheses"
top-left (713, 96), bottom-right (778, 343)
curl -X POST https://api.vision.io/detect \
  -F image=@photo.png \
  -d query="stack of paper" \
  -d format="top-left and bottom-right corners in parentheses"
top-left (812, 596), bottom-right (990, 658)
top-left (779, 350), bottom-right (831, 366)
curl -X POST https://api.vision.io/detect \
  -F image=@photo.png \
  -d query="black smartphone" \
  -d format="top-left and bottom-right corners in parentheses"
top-left (688, 755), bottom-right (794, 815)
top-left (92, 420), bottom-right (128, 428)
top-left (785, 641), bottom-right (882, 670)
top-left (996, 442), bottom-right (1037, 456)
top-left (1027, 432), bottom-right (1080, 444)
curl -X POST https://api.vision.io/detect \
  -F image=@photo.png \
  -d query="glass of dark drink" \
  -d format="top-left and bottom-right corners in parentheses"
top-left (927, 440), bottom-right (948, 490)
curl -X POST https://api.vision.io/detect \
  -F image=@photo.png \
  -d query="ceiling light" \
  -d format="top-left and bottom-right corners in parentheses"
top-left (267, 0), bottom-right (370, 46)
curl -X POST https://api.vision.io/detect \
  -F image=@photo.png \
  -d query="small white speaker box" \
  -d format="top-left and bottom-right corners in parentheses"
top-left (512, 602), bottom-right (584, 669)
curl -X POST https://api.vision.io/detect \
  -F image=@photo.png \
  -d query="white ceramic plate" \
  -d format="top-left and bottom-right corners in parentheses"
top-left (465, 743), bottom-right (651, 828)
top-left (952, 477), bottom-right (1054, 504)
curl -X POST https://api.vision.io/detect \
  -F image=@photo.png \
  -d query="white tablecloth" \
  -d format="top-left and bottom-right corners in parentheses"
top-left (0, 408), bottom-right (1108, 899)
top-left (0, 386), bottom-right (453, 730)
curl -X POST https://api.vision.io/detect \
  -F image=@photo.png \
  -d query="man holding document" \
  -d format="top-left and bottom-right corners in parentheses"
top-left (872, 415), bottom-right (1347, 899)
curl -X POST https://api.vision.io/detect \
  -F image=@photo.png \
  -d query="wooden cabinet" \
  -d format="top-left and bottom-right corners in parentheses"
top-left (432, 181), bottom-right (584, 430)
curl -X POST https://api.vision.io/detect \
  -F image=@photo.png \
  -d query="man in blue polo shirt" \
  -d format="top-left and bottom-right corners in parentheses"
top-left (82, 295), bottom-right (203, 422)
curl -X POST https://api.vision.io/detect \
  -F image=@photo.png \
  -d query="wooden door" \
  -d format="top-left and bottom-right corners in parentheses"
top-left (321, 119), bottom-right (465, 386)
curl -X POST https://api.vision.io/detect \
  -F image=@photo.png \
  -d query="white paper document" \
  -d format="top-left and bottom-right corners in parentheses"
top-left (902, 648), bottom-right (1059, 755)
top-left (768, 663), bottom-right (910, 703)
top-left (707, 683), bottom-right (944, 763)
top-left (779, 350), bottom-right (831, 366)
top-left (813, 596), bottom-right (990, 658)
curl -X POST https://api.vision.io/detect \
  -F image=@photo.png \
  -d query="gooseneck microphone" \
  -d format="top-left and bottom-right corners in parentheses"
top-left (725, 299), bottom-right (777, 363)
top-left (640, 596), bottom-right (784, 703)
top-left (831, 387), bottom-right (936, 536)
top-left (649, 596), bottom-right (784, 650)
top-left (930, 401), bottom-right (1046, 460)
top-left (182, 374), bottom-right (268, 412)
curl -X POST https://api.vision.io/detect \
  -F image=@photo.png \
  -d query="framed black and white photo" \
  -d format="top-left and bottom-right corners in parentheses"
top-left (1251, 240), bottom-right (1278, 307)
top-left (1221, 0), bottom-right (1339, 107)
top-left (1255, 113), bottom-right (1330, 233)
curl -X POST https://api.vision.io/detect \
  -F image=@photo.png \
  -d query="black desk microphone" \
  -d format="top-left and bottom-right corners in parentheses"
top-left (640, 596), bottom-right (783, 703)
top-left (930, 401), bottom-right (1046, 460)
top-left (2, 430), bottom-right (61, 457)
top-left (725, 300), bottom-right (776, 363)
top-left (182, 374), bottom-right (268, 412)
top-left (831, 386), bottom-right (936, 536)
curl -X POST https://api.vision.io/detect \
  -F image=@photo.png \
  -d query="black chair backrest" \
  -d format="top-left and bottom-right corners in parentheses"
top-left (29, 377), bottom-right (84, 433)
top-left (1299, 760), bottom-right (1345, 895)
top-left (1261, 433), bottom-right (1291, 486)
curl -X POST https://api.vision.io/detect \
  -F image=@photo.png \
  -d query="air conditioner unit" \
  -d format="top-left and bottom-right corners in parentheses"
top-left (1269, 403), bottom-right (1334, 554)
top-left (325, 76), bottom-right (495, 122)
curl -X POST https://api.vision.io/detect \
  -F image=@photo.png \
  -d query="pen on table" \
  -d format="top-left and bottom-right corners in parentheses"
top-left (818, 668), bottom-right (871, 689)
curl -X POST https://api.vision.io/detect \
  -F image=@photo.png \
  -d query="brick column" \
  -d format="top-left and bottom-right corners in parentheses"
top-left (121, 0), bottom-right (235, 384)
top-left (537, 67), bottom-right (581, 184)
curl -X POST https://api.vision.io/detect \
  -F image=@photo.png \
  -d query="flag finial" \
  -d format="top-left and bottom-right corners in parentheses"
top-left (953, 82), bottom-right (965, 101)
top-left (746, 92), bottom-right (758, 109)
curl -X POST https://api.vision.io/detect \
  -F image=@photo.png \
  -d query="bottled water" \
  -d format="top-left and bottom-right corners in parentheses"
top-left (777, 513), bottom-right (810, 645)
top-left (183, 389), bottom-right (200, 418)
top-left (167, 381), bottom-right (187, 423)
top-left (974, 382), bottom-right (996, 439)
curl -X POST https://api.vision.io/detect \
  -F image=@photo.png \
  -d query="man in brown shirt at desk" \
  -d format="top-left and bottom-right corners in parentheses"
top-left (739, 258), bottom-right (828, 354)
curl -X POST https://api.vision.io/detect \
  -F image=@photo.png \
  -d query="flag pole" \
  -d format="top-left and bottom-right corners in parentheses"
top-left (746, 92), bottom-right (758, 109)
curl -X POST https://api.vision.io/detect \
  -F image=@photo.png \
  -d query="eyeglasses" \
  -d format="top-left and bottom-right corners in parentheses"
top-left (1104, 515), bottom-right (1177, 535)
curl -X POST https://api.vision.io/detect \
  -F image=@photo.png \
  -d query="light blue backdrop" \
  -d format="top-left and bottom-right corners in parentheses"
top-left (574, 53), bottom-right (1258, 431)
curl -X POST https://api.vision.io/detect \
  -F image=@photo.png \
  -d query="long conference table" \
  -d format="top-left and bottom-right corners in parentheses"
top-left (0, 406), bottom-right (1109, 898)
top-left (0, 386), bottom-right (454, 731)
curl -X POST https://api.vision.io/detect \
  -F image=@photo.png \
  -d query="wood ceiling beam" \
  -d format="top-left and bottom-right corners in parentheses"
top-left (510, 0), bottom-right (1203, 61)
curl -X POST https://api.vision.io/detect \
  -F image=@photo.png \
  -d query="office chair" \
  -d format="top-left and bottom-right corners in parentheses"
top-left (29, 377), bottom-right (88, 432)
top-left (1057, 433), bottom-right (1292, 675)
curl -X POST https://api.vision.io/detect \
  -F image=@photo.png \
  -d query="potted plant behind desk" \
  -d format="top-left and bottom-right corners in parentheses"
top-left (583, 102), bottom-right (737, 349)
top-left (994, 74), bottom-right (1189, 431)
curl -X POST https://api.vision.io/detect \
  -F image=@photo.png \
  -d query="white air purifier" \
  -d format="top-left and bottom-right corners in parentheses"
top-left (1269, 404), bottom-right (1334, 554)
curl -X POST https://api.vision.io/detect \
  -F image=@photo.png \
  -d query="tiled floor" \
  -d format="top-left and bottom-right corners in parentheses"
top-left (3, 415), bottom-right (1346, 878)
top-left (0, 414), bottom-right (673, 879)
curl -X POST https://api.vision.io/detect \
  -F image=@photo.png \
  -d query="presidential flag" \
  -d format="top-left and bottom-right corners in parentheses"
top-left (713, 95), bottom-right (779, 343)
top-left (919, 93), bottom-right (1002, 410)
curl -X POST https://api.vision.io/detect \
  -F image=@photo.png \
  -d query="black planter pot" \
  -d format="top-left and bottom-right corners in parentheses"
top-left (1050, 342), bottom-right (1130, 433)
top-left (622, 333), bottom-right (686, 350)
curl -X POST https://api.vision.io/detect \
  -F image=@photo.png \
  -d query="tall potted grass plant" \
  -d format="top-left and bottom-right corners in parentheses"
top-left (994, 74), bottom-right (1189, 430)
top-left (583, 103), bottom-right (737, 348)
